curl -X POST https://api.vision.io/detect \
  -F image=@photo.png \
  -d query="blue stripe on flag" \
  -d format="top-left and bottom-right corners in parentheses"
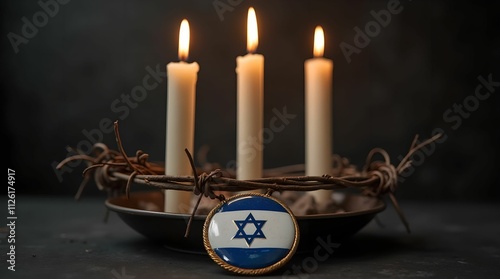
top-left (214, 247), bottom-right (289, 269)
top-left (218, 196), bottom-right (287, 213)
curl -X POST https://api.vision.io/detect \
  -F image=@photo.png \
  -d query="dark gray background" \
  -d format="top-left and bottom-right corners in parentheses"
top-left (2, 0), bottom-right (499, 200)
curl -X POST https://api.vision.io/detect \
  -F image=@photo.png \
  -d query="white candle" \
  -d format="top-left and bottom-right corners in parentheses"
top-left (305, 26), bottom-right (333, 204)
top-left (164, 19), bottom-right (199, 213)
top-left (236, 7), bottom-right (264, 181)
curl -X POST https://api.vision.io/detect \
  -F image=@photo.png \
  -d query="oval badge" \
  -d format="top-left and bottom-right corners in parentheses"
top-left (203, 192), bottom-right (299, 275)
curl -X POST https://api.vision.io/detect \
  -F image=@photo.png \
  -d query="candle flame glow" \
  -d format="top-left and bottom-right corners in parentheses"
top-left (178, 19), bottom-right (190, 61)
top-left (247, 7), bottom-right (259, 53)
top-left (313, 26), bottom-right (324, 58)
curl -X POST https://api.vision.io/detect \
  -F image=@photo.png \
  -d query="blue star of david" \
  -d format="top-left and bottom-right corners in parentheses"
top-left (233, 213), bottom-right (267, 246)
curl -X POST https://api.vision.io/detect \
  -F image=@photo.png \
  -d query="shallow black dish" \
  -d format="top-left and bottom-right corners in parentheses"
top-left (105, 191), bottom-right (386, 254)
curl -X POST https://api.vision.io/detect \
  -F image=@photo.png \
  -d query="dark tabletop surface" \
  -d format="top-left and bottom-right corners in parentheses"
top-left (1, 196), bottom-right (499, 279)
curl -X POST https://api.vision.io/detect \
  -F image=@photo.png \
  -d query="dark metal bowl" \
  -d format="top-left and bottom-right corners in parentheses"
top-left (105, 191), bottom-right (385, 254)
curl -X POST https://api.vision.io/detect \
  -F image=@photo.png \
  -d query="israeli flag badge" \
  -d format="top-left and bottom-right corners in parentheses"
top-left (203, 192), bottom-right (299, 275)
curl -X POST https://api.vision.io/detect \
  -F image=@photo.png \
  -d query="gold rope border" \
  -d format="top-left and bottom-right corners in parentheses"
top-left (202, 192), bottom-right (300, 275)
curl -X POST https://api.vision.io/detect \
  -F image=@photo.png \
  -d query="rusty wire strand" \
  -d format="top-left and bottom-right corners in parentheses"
top-left (57, 121), bottom-right (442, 235)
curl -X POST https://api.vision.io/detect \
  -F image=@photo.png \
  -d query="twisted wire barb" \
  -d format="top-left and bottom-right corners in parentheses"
top-left (57, 121), bottom-right (442, 235)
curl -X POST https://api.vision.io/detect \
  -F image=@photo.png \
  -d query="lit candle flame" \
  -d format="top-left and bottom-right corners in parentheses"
top-left (178, 19), bottom-right (190, 61)
top-left (247, 7), bottom-right (259, 53)
top-left (313, 26), bottom-right (324, 58)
